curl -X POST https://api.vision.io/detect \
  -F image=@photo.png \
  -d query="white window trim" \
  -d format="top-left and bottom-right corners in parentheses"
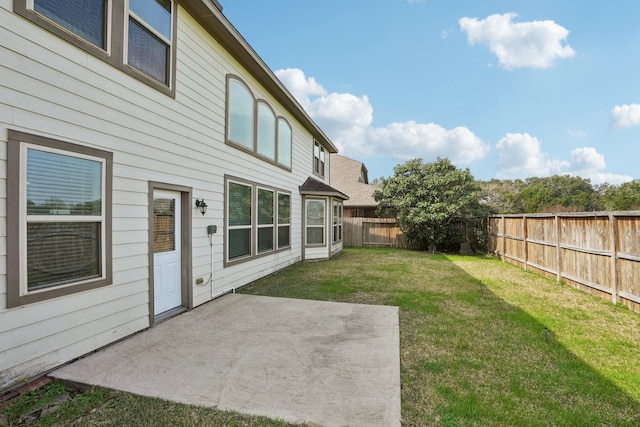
top-left (305, 198), bottom-right (326, 246)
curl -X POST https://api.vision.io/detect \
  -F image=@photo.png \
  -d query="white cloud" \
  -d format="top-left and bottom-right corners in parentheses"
top-left (496, 134), bottom-right (631, 184)
top-left (610, 103), bottom-right (640, 128)
top-left (496, 133), bottom-right (567, 177)
top-left (367, 122), bottom-right (489, 164)
top-left (275, 68), bottom-right (489, 165)
top-left (274, 68), bottom-right (327, 109)
top-left (459, 13), bottom-right (575, 70)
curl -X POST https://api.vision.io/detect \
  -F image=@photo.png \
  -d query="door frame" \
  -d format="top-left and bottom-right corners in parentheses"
top-left (148, 182), bottom-right (193, 326)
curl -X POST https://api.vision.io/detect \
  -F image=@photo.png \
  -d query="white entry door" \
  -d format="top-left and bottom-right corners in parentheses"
top-left (153, 190), bottom-right (182, 315)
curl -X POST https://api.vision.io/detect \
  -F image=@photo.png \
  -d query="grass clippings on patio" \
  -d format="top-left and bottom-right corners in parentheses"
top-left (241, 248), bottom-right (640, 426)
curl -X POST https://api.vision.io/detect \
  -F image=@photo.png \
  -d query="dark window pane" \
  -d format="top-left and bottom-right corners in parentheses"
top-left (278, 226), bottom-right (290, 248)
top-left (27, 149), bottom-right (102, 216)
top-left (229, 228), bottom-right (251, 259)
top-left (35, 0), bottom-right (106, 48)
top-left (278, 193), bottom-right (290, 224)
top-left (27, 222), bottom-right (101, 290)
top-left (258, 189), bottom-right (273, 225)
top-left (128, 18), bottom-right (169, 84)
top-left (258, 227), bottom-right (274, 253)
top-left (228, 182), bottom-right (252, 226)
top-left (129, 0), bottom-right (171, 39)
top-left (307, 227), bottom-right (324, 245)
top-left (153, 198), bottom-right (175, 253)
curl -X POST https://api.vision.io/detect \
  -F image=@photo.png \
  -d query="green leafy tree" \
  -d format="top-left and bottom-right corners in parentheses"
top-left (598, 180), bottom-right (640, 211)
top-left (478, 179), bottom-right (526, 214)
top-left (375, 158), bottom-right (479, 250)
top-left (518, 175), bottom-right (597, 213)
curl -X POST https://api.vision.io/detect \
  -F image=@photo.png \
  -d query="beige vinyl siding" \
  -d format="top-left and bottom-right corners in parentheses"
top-left (0, 2), bottom-right (325, 390)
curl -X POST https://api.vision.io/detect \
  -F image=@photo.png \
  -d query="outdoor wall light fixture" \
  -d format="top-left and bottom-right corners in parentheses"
top-left (195, 199), bottom-right (208, 215)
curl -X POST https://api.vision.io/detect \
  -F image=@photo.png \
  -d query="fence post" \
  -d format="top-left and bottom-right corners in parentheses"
top-left (609, 214), bottom-right (618, 304)
top-left (555, 215), bottom-right (562, 282)
top-left (523, 215), bottom-right (528, 270)
top-left (501, 215), bottom-right (506, 262)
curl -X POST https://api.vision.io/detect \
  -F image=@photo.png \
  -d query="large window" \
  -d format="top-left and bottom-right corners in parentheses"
top-left (226, 76), bottom-right (293, 169)
top-left (16, 0), bottom-right (176, 94)
top-left (257, 188), bottom-right (274, 253)
top-left (306, 199), bottom-right (325, 246)
top-left (225, 177), bottom-right (290, 265)
top-left (7, 130), bottom-right (113, 308)
top-left (333, 201), bottom-right (343, 243)
top-left (313, 141), bottom-right (326, 177)
top-left (227, 181), bottom-right (252, 260)
top-left (277, 192), bottom-right (290, 249)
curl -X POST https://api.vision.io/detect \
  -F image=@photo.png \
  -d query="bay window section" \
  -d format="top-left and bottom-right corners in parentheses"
top-left (306, 199), bottom-right (325, 246)
top-left (7, 130), bottom-right (113, 308)
top-left (277, 193), bottom-right (290, 249)
top-left (227, 181), bottom-right (252, 260)
top-left (257, 188), bottom-right (274, 253)
top-left (257, 103), bottom-right (276, 161)
top-left (333, 201), bottom-right (343, 243)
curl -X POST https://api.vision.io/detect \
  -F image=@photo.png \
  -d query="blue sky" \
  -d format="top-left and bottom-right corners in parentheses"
top-left (222, 0), bottom-right (640, 184)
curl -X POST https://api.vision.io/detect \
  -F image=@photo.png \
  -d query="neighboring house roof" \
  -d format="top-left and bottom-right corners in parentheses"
top-left (330, 155), bottom-right (379, 208)
top-left (299, 177), bottom-right (349, 200)
top-left (185, 0), bottom-right (337, 153)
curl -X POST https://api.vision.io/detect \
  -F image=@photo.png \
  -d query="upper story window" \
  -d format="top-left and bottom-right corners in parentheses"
top-left (7, 130), bottom-right (113, 308)
top-left (226, 76), bottom-right (292, 170)
top-left (313, 141), bottom-right (325, 177)
top-left (128, 0), bottom-right (172, 85)
top-left (33, 0), bottom-right (107, 48)
top-left (15, 0), bottom-right (176, 95)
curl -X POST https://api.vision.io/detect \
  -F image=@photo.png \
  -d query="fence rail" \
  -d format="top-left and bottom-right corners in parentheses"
top-left (488, 212), bottom-right (640, 314)
top-left (343, 217), bottom-right (409, 249)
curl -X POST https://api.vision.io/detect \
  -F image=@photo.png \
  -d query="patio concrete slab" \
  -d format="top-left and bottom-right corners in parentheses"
top-left (50, 294), bottom-right (401, 427)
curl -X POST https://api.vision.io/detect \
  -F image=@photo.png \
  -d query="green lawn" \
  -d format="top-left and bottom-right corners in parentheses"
top-left (3, 247), bottom-right (639, 426)
top-left (241, 248), bottom-right (640, 426)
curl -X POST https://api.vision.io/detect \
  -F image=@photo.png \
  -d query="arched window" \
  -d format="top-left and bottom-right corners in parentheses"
top-left (257, 102), bottom-right (276, 160)
top-left (228, 78), bottom-right (254, 150)
top-left (277, 118), bottom-right (292, 168)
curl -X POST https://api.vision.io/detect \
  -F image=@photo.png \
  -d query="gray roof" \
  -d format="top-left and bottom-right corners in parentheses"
top-left (299, 177), bottom-right (349, 200)
top-left (330, 155), bottom-right (379, 208)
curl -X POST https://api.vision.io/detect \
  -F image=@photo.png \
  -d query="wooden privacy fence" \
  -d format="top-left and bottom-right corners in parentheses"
top-left (488, 212), bottom-right (640, 313)
top-left (343, 217), bottom-right (409, 248)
